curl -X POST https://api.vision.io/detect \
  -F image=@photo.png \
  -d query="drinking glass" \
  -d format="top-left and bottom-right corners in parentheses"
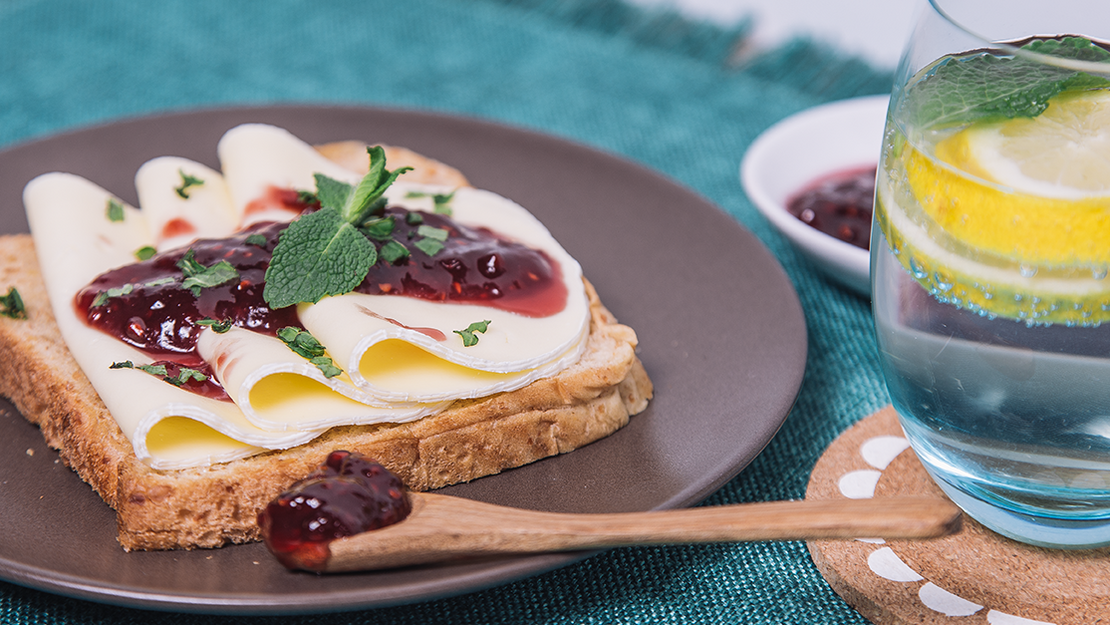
top-left (872, 0), bottom-right (1110, 548)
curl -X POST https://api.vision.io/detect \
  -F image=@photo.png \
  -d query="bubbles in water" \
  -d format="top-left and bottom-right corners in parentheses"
top-left (1094, 267), bottom-right (1108, 280)
top-left (1020, 264), bottom-right (1038, 278)
top-left (933, 271), bottom-right (953, 292)
top-left (909, 257), bottom-right (927, 279)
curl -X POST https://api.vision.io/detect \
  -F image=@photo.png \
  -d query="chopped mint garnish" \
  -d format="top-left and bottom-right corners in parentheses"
top-left (453, 320), bottom-right (490, 347)
top-left (405, 190), bottom-right (456, 215)
top-left (296, 189), bottom-right (318, 205)
top-left (414, 237), bottom-right (444, 257)
top-left (405, 211), bottom-right (424, 225)
top-left (416, 225), bottom-right (448, 241)
top-left (177, 249), bottom-right (239, 297)
top-left (172, 367), bottom-right (208, 385)
top-left (197, 318), bottom-right (233, 333)
top-left (244, 233), bottom-right (267, 247)
top-left (379, 240), bottom-right (409, 263)
top-left (174, 169), bottom-right (205, 199)
top-left (109, 360), bottom-right (207, 386)
top-left (0, 287), bottom-right (26, 319)
top-left (106, 198), bottom-right (125, 222)
top-left (362, 215), bottom-right (396, 240)
top-left (276, 326), bottom-right (343, 378)
top-left (92, 283), bottom-right (133, 307)
top-left (308, 355), bottom-right (343, 378)
top-left (134, 245), bottom-right (157, 261)
top-left (905, 36), bottom-right (1110, 130)
top-left (91, 277), bottom-right (175, 308)
top-left (263, 146), bottom-right (411, 309)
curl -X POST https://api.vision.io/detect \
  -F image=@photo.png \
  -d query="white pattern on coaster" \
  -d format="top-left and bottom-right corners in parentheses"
top-left (838, 469), bottom-right (881, 499)
top-left (987, 610), bottom-right (1057, 625)
top-left (841, 433), bottom-right (1061, 625)
top-left (860, 435), bottom-right (911, 470)
top-left (918, 583), bottom-right (982, 616)
top-left (867, 547), bottom-right (923, 582)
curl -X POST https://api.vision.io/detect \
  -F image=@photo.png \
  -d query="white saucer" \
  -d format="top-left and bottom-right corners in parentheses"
top-left (740, 94), bottom-right (890, 297)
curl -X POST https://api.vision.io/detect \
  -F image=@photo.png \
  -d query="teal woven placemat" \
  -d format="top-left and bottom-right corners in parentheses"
top-left (0, 0), bottom-right (894, 622)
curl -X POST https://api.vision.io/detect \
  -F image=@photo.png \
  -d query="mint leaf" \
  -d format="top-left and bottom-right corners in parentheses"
top-left (0, 287), bottom-right (26, 320)
top-left (106, 198), bottom-right (125, 222)
top-left (453, 320), bottom-right (491, 347)
top-left (177, 249), bottom-right (239, 297)
top-left (197, 317), bottom-right (233, 333)
top-left (263, 208), bottom-right (378, 308)
top-left (244, 233), bottom-right (267, 247)
top-left (109, 360), bottom-right (209, 387)
top-left (379, 240), bottom-right (409, 264)
top-left (361, 216), bottom-right (396, 241)
top-left (416, 225), bottom-right (448, 241)
top-left (405, 190), bottom-right (456, 215)
top-left (276, 327), bottom-right (343, 378)
top-left (309, 356), bottom-right (343, 378)
top-left (344, 146), bottom-right (412, 222)
top-left (906, 36), bottom-right (1110, 130)
top-left (134, 245), bottom-right (157, 261)
top-left (171, 367), bottom-right (208, 386)
top-left (264, 147), bottom-right (410, 308)
top-left (174, 169), bottom-right (205, 199)
top-left (314, 174), bottom-right (352, 211)
top-left (414, 237), bottom-right (444, 257)
top-left (92, 283), bottom-right (133, 307)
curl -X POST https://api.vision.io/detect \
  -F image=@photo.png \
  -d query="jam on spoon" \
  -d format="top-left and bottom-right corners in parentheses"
top-left (258, 450), bottom-right (411, 571)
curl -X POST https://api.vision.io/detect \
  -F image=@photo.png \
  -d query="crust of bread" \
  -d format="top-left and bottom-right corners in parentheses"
top-left (315, 141), bottom-right (472, 188)
top-left (0, 241), bottom-right (651, 551)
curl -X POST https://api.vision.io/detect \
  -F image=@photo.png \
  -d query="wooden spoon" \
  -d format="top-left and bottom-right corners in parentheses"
top-left (300, 493), bottom-right (960, 573)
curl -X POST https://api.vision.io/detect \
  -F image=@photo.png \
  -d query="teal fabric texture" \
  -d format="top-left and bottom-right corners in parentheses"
top-left (0, 0), bottom-right (895, 622)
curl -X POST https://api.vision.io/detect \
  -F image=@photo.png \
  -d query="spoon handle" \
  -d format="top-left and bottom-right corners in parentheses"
top-left (323, 493), bottom-right (961, 572)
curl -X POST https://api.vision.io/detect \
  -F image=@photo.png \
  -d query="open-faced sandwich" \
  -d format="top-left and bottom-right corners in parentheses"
top-left (0, 123), bottom-right (651, 550)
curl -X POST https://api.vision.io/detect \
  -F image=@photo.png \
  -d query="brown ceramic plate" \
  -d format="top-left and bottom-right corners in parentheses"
top-left (0, 106), bottom-right (806, 614)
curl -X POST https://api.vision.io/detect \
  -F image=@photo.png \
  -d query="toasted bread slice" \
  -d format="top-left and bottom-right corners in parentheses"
top-left (0, 145), bottom-right (651, 550)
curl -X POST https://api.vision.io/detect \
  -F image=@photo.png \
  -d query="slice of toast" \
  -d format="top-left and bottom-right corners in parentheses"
top-left (0, 145), bottom-right (651, 551)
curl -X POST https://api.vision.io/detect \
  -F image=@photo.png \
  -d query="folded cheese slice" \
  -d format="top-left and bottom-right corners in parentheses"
top-left (24, 124), bottom-right (590, 470)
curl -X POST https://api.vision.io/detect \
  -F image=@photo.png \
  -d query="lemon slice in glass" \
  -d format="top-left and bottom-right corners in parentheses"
top-left (878, 89), bottom-right (1110, 326)
top-left (906, 89), bottom-right (1110, 268)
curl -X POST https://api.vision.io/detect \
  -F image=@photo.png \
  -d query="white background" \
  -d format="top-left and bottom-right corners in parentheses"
top-left (626, 0), bottom-right (920, 68)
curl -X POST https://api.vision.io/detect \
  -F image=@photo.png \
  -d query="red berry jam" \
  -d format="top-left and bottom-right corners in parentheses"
top-left (356, 207), bottom-right (566, 318)
top-left (786, 166), bottom-right (876, 250)
top-left (76, 196), bottom-right (566, 399)
top-left (76, 222), bottom-right (297, 363)
top-left (258, 451), bottom-right (411, 571)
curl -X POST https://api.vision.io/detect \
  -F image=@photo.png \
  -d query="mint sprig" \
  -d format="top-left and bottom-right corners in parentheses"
top-left (263, 146), bottom-right (411, 309)
top-left (905, 36), bottom-right (1110, 130)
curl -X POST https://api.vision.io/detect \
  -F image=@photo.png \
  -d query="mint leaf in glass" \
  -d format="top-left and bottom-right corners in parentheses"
top-left (905, 36), bottom-right (1110, 130)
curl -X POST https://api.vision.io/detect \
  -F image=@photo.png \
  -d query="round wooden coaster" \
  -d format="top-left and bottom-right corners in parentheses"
top-left (805, 405), bottom-right (1110, 625)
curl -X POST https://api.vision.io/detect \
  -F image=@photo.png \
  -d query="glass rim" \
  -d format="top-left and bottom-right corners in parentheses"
top-left (927, 0), bottom-right (1110, 74)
